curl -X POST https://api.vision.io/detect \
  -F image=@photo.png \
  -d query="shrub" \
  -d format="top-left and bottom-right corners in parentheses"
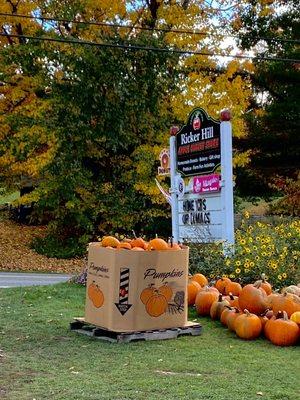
top-left (189, 215), bottom-right (300, 289)
top-left (31, 234), bottom-right (87, 259)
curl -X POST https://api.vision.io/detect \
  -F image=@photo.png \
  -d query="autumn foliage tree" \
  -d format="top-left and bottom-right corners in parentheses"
top-left (0, 0), bottom-right (254, 256)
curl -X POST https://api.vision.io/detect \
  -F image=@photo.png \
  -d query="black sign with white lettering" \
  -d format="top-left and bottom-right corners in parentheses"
top-left (176, 108), bottom-right (221, 177)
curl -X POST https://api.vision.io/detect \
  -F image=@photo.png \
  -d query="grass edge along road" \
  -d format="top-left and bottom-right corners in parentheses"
top-left (0, 283), bottom-right (299, 400)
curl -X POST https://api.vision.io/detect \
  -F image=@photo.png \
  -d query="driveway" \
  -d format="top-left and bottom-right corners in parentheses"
top-left (0, 272), bottom-right (72, 288)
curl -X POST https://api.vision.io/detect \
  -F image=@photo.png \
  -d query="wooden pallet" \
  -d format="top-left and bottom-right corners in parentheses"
top-left (70, 318), bottom-right (202, 343)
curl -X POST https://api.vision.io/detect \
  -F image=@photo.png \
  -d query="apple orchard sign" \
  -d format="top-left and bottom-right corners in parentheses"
top-left (176, 108), bottom-right (220, 177)
top-left (167, 107), bottom-right (234, 250)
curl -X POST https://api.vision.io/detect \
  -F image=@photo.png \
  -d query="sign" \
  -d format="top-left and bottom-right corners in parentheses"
top-left (176, 108), bottom-right (220, 177)
top-left (193, 174), bottom-right (220, 194)
top-left (178, 192), bottom-right (222, 242)
top-left (176, 176), bottom-right (185, 199)
top-left (158, 148), bottom-right (170, 176)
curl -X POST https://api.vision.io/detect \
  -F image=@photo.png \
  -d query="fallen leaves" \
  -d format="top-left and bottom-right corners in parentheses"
top-left (0, 219), bottom-right (84, 273)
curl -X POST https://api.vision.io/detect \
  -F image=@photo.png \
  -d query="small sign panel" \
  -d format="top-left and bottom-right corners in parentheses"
top-left (158, 148), bottom-right (170, 176)
top-left (176, 108), bottom-right (221, 177)
top-left (178, 192), bottom-right (222, 243)
top-left (193, 174), bottom-right (220, 194)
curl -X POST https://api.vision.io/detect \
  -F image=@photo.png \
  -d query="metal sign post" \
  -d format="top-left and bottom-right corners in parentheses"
top-left (170, 126), bottom-right (180, 242)
top-left (220, 111), bottom-right (235, 252)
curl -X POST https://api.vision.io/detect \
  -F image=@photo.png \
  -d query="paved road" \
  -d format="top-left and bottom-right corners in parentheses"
top-left (0, 272), bottom-right (72, 288)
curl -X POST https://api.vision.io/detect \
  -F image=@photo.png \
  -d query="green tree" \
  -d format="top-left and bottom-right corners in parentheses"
top-left (232, 0), bottom-right (300, 196)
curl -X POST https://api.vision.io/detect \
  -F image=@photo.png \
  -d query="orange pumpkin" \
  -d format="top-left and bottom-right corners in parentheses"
top-left (192, 273), bottom-right (208, 288)
top-left (220, 306), bottom-right (235, 326)
top-left (158, 282), bottom-right (173, 302)
top-left (290, 311), bottom-right (300, 325)
top-left (131, 246), bottom-right (145, 251)
top-left (88, 282), bottom-right (104, 308)
top-left (225, 281), bottom-right (242, 297)
top-left (264, 315), bottom-right (276, 340)
top-left (140, 284), bottom-right (156, 305)
top-left (259, 309), bottom-right (273, 330)
top-left (117, 242), bottom-right (132, 250)
top-left (145, 291), bottom-right (168, 317)
top-left (268, 311), bottom-right (299, 346)
top-left (226, 293), bottom-right (239, 308)
top-left (188, 279), bottom-right (201, 306)
top-left (147, 238), bottom-right (169, 251)
top-left (210, 294), bottom-right (230, 320)
top-left (234, 309), bottom-right (262, 340)
top-left (226, 308), bottom-right (242, 332)
top-left (102, 236), bottom-right (120, 248)
top-left (195, 287), bottom-right (219, 316)
top-left (271, 292), bottom-right (300, 318)
top-left (267, 292), bottom-right (280, 309)
top-left (238, 283), bottom-right (268, 315)
top-left (215, 277), bottom-right (231, 294)
top-left (130, 237), bottom-right (147, 250)
top-left (254, 273), bottom-right (272, 295)
top-left (168, 243), bottom-right (181, 250)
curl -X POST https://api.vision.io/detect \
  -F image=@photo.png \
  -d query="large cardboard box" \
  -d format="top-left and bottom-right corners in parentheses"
top-left (85, 243), bottom-right (189, 332)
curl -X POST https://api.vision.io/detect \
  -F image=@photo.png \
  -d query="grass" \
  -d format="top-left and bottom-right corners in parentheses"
top-left (0, 283), bottom-right (299, 400)
top-left (0, 190), bottom-right (19, 205)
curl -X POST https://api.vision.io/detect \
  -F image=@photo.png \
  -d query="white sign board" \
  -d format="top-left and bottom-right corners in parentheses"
top-left (178, 192), bottom-right (222, 242)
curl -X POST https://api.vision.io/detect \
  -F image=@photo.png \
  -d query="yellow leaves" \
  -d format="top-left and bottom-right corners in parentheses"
top-left (233, 150), bottom-right (252, 168)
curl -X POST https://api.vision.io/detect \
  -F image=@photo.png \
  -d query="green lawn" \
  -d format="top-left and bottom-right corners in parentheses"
top-left (0, 283), bottom-right (299, 400)
top-left (0, 190), bottom-right (19, 205)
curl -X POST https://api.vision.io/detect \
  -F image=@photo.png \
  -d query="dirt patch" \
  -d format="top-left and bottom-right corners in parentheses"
top-left (0, 219), bottom-right (83, 273)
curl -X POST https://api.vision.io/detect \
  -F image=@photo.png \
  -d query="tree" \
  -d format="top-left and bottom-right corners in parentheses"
top-left (0, 0), bottom-right (254, 255)
top-left (231, 0), bottom-right (300, 195)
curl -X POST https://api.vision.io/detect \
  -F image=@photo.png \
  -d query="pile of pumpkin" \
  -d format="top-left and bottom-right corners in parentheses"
top-left (188, 273), bottom-right (300, 346)
top-left (99, 235), bottom-right (182, 251)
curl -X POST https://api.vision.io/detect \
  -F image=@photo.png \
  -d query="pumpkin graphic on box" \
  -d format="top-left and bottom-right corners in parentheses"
top-left (145, 290), bottom-right (168, 317)
top-left (88, 281), bottom-right (104, 308)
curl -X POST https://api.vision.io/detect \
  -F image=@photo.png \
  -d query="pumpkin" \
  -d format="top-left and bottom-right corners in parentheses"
top-left (281, 285), bottom-right (300, 297)
top-left (290, 311), bottom-right (300, 325)
top-left (234, 309), bottom-right (262, 340)
top-left (145, 290), bottom-right (168, 317)
top-left (215, 277), bottom-right (231, 294)
top-left (102, 236), bottom-right (120, 248)
top-left (140, 284), bottom-right (156, 305)
top-left (158, 282), bottom-right (173, 302)
top-left (147, 238), bottom-right (169, 251)
top-left (220, 306), bottom-right (235, 326)
top-left (226, 308), bottom-right (242, 331)
top-left (117, 242), bottom-right (132, 250)
top-left (259, 309), bottom-right (273, 329)
top-left (267, 292), bottom-right (280, 309)
top-left (254, 273), bottom-right (272, 295)
top-left (168, 237), bottom-right (181, 250)
top-left (238, 282), bottom-right (268, 315)
top-left (268, 311), bottom-right (299, 346)
top-left (264, 315), bottom-right (276, 340)
top-left (131, 246), bottom-right (145, 251)
top-left (225, 281), bottom-right (242, 297)
top-left (88, 282), bottom-right (104, 308)
top-left (192, 273), bottom-right (208, 288)
top-left (188, 279), bottom-right (201, 306)
top-left (226, 293), bottom-right (239, 308)
top-left (272, 292), bottom-right (300, 318)
top-left (130, 237), bottom-right (147, 250)
top-left (210, 294), bottom-right (230, 320)
top-left (195, 287), bottom-right (219, 316)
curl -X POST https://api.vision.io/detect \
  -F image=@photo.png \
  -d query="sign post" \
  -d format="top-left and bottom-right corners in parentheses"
top-left (220, 110), bottom-right (234, 250)
top-left (170, 126), bottom-right (180, 242)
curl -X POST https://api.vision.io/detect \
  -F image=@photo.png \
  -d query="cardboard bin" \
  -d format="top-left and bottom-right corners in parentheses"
top-left (85, 243), bottom-right (189, 332)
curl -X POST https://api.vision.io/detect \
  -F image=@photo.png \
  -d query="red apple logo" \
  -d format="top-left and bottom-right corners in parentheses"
top-left (161, 153), bottom-right (169, 168)
top-left (193, 116), bottom-right (201, 130)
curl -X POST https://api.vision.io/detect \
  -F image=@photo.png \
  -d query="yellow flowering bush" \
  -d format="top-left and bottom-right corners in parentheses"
top-left (189, 216), bottom-right (300, 289)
